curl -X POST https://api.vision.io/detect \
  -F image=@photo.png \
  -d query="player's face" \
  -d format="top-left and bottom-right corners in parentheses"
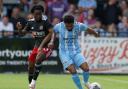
top-left (65, 23), bottom-right (74, 31)
top-left (33, 10), bottom-right (42, 21)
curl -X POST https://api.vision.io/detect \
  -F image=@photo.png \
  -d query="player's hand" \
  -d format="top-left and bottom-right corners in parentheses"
top-left (32, 32), bottom-right (37, 38)
top-left (48, 42), bottom-right (54, 49)
top-left (38, 47), bottom-right (42, 52)
top-left (16, 22), bottom-right (23, 30)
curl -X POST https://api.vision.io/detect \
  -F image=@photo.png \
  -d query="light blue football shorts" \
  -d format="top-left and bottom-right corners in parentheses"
top-left (59, 51), bottom-right (86, 70)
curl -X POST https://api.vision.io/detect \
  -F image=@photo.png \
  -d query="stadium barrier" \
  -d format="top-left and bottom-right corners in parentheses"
top-left (0, 38), bottom-right (63, 73)
top-left (0, 37), bottom-right (128, 74)
top-left (80, 33), bottom-right (128, 74)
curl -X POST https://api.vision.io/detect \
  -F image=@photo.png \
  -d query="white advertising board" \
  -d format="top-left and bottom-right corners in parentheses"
top-left (81, 37), bottom-right (128, 74)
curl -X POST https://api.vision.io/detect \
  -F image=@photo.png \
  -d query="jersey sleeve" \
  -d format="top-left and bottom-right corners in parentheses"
top-left (53, 23), bottom-right (60, 33)
top-left (45, 20), bottom-right (53, 30)
top-left (79, 23), bottom-right (88, 32)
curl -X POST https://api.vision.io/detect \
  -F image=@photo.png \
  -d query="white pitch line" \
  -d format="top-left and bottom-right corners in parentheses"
top-left (93, 77), bottom-right (128, 84)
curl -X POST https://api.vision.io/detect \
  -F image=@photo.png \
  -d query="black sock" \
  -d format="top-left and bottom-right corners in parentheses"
top-left (33, 63), bottom-right (42, 80)
top-left (28, 74), bottom-right (33, 84)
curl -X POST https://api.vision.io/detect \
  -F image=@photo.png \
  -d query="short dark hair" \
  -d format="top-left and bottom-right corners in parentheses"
top-left (63, 15), bottom-right (74, 24)
top-left (31, 5), bottom-right (44, 13)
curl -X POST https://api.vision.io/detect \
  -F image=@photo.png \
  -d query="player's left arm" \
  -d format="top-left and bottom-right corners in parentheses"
top-left (47, 23), bottom-right (60, 49)
top-left (38, 28), bottom-right (53, 51)
top-left (86, 27), bottom-right (99, 37)
top-left (38, 20), bottom-right (53, 51)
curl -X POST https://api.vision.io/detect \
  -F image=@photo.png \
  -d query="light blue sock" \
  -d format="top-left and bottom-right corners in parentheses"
top-left (72, 74), bottom-right (83, 89)
top-left (83, 71), bottom-right (89, 84)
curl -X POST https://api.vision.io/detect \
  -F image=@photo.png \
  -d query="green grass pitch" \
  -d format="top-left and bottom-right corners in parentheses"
top-left (0, 74), bottom-right (127, 89)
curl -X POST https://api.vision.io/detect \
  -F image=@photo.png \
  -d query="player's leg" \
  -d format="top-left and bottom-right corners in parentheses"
top-left (30, 50), bottom-right (46, 89)
top-left (28, 48), bottom-right (38, 84)
top-left (33, 51), bottom-right (46, 80)
top-left (28, 61), bottom-right (35, 84)
top-left (74, 53), bottom-right (90, 89)
top-left (30, 48), bottom-right (52, 87)
top-left (66, 64), bottom-right (83, 89)
top-left (80, 62), bottom-right (90, 89)
top-left (59, 52), bottom-right (83, 89)
top-left (28, 48), bottom-right (38, 89)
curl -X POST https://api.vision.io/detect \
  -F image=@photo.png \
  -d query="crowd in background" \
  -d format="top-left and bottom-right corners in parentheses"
top-left (0, 0), bottom-right (128, 38)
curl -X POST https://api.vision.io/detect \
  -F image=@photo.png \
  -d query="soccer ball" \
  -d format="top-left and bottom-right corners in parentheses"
top-left (90, 82), bottom-right (101, 89)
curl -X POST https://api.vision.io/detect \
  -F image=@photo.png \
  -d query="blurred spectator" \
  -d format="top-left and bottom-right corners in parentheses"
top-left (78, 0), bottom-right (97, 13)
top-left (103, 0), bottom-right (121, 25)
top-left (64, 0), bottom-right (68, 4)
top-left (48, 0), bottom-right (68, 22)
top-left (1, 6), bottom-right (8, 17)
top-left (0, 16), bottom-right (14, 38)
top-left (117, 15), bottom-right (128, 37)
top-left (94, 20), bottom-right (109, 37)
top-left (45, 0), bottom-right (52, 6)
top-left (77, 0), bottom-right (97, 24)
top-left (10, 7), bottom-right (26, 37)
top-left (68, 0), bottom-right (78, 5)
top-left (52, 17), bottom-right (60, 26)
top-left (0, 0), bottom-right (3, 18)
top-left (83, 9), bottom-right (97, 27)
top-left (27, 13), bottom-right (34, 20)
top-left (0, 0), bottom-right (128, 38)
top-left (63, 4), bottom-right (77, 17)
top-left (22, 13), bottom-right (34, 38)
top-left (107, 23), bottom-right (117, 37)
top-left (74, 9), bottom-right (81, 21)
top-left (44, 0), bottom-right (52, 13)
top-left (18, 0), bottom-right (30, 17)
top-left (30, 0), bottom-right (46, 13)
top-left (119, 0), bottom-right (128, 16)
top-left (95, 0), bottom-right (107, 22)
top-left (77, 12), bottom-right (85, 23)
top-left (10, 7), bottom-right (21, 26)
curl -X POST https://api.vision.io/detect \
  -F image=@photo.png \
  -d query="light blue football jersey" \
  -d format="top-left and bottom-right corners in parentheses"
top-left (54, 22), bottom-right (88, 54)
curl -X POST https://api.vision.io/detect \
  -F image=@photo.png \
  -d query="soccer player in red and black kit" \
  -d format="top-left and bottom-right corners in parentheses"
top-left (17, 5), bottom-right (53, 89)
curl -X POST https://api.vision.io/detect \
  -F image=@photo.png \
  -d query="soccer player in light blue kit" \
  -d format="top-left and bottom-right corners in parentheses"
top-left (50, 15), bottom-right (99, 89)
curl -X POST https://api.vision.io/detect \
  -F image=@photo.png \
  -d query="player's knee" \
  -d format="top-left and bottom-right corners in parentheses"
top-left (83, 65), bottom-right (89, 72)
top-left (28, 66), bottom-right (34, 72)
top-left (80, 62), bottom-right (89, 72)
top-left (35, 60), bottom-right (42, 65)
top-left (36, 53), bottom-right (46, 61)
top-left (67, 65), bottom-right (77, 74)
top-left (28, 62), bottom-right (35, 71)
top-left (68, 68), bottom-right (77, 74)
top-left (83, 66), bottom-right (89, 72)
top-left (70, 70), bottom-right (77, 74)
